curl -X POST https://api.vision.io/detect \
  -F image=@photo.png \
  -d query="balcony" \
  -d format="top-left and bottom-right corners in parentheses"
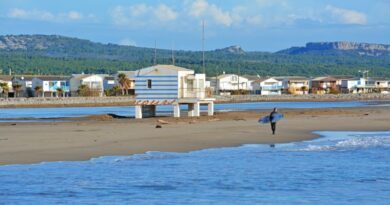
top-left (179, 88), bottom-right (206, 99)
top-left (261, 85), bottom-right (282, 91)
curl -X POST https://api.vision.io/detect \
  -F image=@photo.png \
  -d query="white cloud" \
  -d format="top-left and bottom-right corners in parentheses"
top-left (129, 4), bottom-right (148, 17)
top-left (154, 4), bottom-right (178, 21)
top-left (189, 0), bottom-right (234, 26)
top-left (111, 4), bottom-right (178, 26)
top-left (119, 38), bottom-right (137, 46)
top-left (325, 5), bottom-right (367, 25)
top-left (7, 8), bottom-right (88, 22)
top-left (67, 11), bottom-right (83, 20)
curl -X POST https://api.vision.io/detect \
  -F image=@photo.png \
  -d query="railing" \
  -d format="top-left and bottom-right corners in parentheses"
top-left (261, 85), bottom-right (283, 91)
top-left (179, 88), bottom-right (208, 99)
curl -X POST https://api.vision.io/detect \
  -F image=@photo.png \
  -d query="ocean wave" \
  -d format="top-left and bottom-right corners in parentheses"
top-left (296, 136), bottom-right (390, 152)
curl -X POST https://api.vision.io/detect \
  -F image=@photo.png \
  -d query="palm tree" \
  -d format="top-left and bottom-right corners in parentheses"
top-left (12, 84), bottom-right (22, 98)
top-left (56, 87), bottom-right (63, 97)
top-left (0, 82), bottom-right (9, 98)
top-left (34, 85), bottom-right (43, 97)
top-left (117, 73), bottom-right (130, 95)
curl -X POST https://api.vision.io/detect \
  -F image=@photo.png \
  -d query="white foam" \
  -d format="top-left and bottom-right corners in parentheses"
top-left (297, 135), bottom-right (390, 152)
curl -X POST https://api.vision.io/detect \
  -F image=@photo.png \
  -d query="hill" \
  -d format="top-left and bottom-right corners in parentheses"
top-left (277, 42), bottom-right (390, 56)
top-left (0, 35), bottom-right (389, 77)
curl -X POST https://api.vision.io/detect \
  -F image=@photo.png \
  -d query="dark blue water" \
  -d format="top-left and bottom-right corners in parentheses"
top-left (0, 131), bottom-right (389, 204)
top-left (0, 101), bottom-right (378, 119)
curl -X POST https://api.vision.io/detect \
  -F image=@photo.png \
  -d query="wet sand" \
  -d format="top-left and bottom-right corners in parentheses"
top-left (0, 107), bottom-right (389, 165)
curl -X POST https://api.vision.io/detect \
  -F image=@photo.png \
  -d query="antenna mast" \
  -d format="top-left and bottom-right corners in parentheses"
top-left (202, 19), bottom-right (205, 74)
top-left (154, 40), bottom-right (157, 65)
top-left (172, 41), bottom-right (175, 65)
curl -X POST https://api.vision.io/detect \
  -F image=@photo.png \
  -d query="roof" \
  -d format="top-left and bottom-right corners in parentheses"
top-left (12, 76), bottom-right (35, 81)
top-left (274, 76), bottom-right (309, 81)
top-left (104, 76), bottom-right (115, 80)
top-left (136, 64), bottom-right (193, 76)
top-left (0, 75), bottom-right (13, 81)
top-left (71, 74), bottom-right (99, 80)
top-left (252, 77), bottom-right (279, 83)
top-left (33, 76), bottom-right (70, 81)
top-left (311, 76), bottom-right (338, 81)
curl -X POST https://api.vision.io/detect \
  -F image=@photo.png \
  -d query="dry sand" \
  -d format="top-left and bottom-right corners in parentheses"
top-left (0, 107), bottom-right (389, 165)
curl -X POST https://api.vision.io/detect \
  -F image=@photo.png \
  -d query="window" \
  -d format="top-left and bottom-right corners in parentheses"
top-left (147, 79), bottom-right (152, 88)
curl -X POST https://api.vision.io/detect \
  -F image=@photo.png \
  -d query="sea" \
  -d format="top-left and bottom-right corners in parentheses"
top-left (1, 131), bottom-right (389, 204)
top-left (0, 100), bottom-right (387, 120)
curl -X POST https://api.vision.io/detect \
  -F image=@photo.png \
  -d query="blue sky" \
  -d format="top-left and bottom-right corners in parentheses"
top-left (0, 0), bottom-right (389, 51)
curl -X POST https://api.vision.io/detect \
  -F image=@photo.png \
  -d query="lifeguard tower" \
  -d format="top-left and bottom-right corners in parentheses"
top-left (134, 64), bottom-right (215, 119)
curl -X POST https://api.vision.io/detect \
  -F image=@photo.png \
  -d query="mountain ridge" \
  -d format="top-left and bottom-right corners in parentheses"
top-left (0, 35), bottom-right (389, 77)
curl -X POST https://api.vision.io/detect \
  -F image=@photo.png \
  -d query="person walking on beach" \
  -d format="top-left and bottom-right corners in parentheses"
top-left (269, 108), bottom-right (278, 135)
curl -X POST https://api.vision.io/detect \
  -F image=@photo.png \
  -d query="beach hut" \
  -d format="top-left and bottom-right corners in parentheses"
top-left (134, 64), bottom-right (215, 119)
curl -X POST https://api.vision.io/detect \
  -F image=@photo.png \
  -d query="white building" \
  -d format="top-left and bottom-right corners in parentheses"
top-left (134, 64), bottom-right (215, 119)
top-left (341, 77), bottom-right (389, 94)
top-left (70, 74), bottom-right (104, 96)
top-left (211, 73), bottom-right (251, 95)
top-left (32, 76), bottom-right (70, 97)
top-left (251, 77), bottom-right (282, 95)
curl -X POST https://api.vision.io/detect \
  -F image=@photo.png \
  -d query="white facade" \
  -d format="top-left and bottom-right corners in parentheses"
top-left (70, 74), bottom-right (104, 96)
top-left (210, 74), bottom-right (251, 95)
top-left (342, 78), bottom-right (389, 93)
top-left (32, 77), bottom-right (70, 97)
top-left (252, 78), bottom-right (282, 95)
top-left (134, 64), bottom-right (214, 118)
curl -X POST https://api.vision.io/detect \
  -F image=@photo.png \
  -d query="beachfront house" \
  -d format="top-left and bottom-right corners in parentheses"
top-left (210, 73), bottom-right (251, 95)
top-left (70, 74), bottom-right (104, 97)
top-left (12, 76), bottom-right (34, 97)
top-left (103, 76), bottom-right (116, 90)
top-left (251, 77), bottom-right (282, 95)
top-left (341, 77), bottom-right (390, 94)
top-left (134, 64), bottom-right (215, 119)
top-left (0, 75), bottom-right (13, 97)
top-left (310, 76), bottom-right (338, 94)
top-left (275, 76), bottom-right (310, 95)
top-left (32, 76), bottom-right (70, 97)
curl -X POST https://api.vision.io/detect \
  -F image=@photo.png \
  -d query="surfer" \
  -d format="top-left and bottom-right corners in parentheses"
top-left (270, 108), bottom-right (278, 135)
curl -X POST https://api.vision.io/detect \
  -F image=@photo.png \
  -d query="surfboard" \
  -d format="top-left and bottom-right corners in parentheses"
top-left (258, 113), bottom-right (284, 124)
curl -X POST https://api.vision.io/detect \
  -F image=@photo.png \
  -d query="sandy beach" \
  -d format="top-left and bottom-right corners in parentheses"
top-left (0, 106), bottom-right (389, 165)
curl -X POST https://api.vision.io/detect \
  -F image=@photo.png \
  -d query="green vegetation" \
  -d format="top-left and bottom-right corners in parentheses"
top-left (0, 35), bottom-right (389, 77)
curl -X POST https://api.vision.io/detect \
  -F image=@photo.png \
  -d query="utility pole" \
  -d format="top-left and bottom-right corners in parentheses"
top-left (154, 40), bottom-right (157, 65)
top-left (171, 41), bottom-right (175, 65)
top-left (202, 19), bottom-right (205, 74)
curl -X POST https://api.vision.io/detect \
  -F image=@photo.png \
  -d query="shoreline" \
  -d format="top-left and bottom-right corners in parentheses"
top-left (0, 106), bottom-right (389, 165)
top-left (1, 94), bottom-right (389, 108)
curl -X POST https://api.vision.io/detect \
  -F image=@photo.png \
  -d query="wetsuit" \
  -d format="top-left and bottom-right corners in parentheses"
top-left (270, 111), bottom-right (277, 135)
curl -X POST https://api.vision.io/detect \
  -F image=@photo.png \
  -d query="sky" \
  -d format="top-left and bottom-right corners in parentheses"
top-left (0, 0), bottom-right (389, 52)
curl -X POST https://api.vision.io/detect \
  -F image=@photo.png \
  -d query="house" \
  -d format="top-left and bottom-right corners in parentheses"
top-left (134, 64), bottom-right (215, 119)
top-left (12, 76), bottom-right (34, 97)
top-left (70, 74), bottom-right (104, 97)
top-left (251, 77), bottom-right (282, 95)
top-left (310, 76), bottom-right (338, 94)
top-left (210, 73), bottom-right (251, 95)
top-left (103, 76), bottom-right (116, 90)
top-left (0, 75), bottom-right (13, 97)
top-left (32, 76), bottom-right (70, 97)
top-left (275, 76), bottom-right (310, 95)
top-left (342, 77), bottom-right (389, 94)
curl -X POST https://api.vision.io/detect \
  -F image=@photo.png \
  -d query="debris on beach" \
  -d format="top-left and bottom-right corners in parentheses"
top-left (157, 119), bottom-right (170, 124)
